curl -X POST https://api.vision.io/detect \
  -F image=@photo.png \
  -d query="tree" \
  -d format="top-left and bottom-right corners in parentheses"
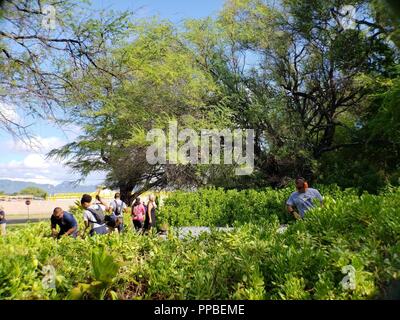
top-left (19, 187), bottom-right (48, 199)
top-left (49, 0), bottom-right (400, 194)
top-left (318, 0), bottom-right (400, 192)
top-left (183, 0), bottom-right (398, 187)
top-left (0, 0), bottom-right (131, 138)
top-left (49, 20), bottom-right (227, 204)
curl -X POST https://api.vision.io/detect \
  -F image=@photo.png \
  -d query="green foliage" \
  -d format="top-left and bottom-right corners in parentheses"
top-left (69, 200), bottom-right (84, 217)
top-left (18, 187), bottom-right (48, 199)
top-left (159, 187), bottom-right (294, 226)
top-left (91, 247), bottom-right (120, 283)
top-left (43, 0), bottom-right (400, 194)
top-left (159, 185), bottom-right (360, 227)
top-left (49, 18), bottom-right (227, 196)
top-left (69, 247), bottom-right (120, 300)
top-left (1, 0), bottom-right (400, 301)
top-left (1, 186), bottom-right (399, 300)
top-left (318, 67), bottom-right (400, 193)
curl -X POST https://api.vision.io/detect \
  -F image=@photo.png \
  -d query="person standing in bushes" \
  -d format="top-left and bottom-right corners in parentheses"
top-left (144, 194), bottom-right (157, 232)
top-left (132, 197), bottom-right (145, 232)
top-left (81, 193), bottom-right (110, 236)
top-left (51, 207), bottom-right (78, 239)
top-left (109, 192), bottom-right (128, 233)
top-left (287, 177), bottom-right (323, 220)
top-left (0, 206), bottom-right (6, 236)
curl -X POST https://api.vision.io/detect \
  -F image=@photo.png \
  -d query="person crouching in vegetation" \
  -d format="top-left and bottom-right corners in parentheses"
top-left (51, 207), bottom-right (78, 239)
top-left (0, 206), bottom-right (6, 236)
top-left (81, 193), bottom-right (109, 236)
top-left (287, 177), bottom-right (323, 220)
top-left (132, 197), bottom-right (145, 232)
top-left (109, 192), bottom-right (127, 233)
top-left (144, 194), bottom-right (157, 232)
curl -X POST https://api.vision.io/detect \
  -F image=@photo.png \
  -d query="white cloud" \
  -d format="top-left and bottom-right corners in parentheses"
top-left (1, 135), bottom-right (72, 184)
top-left (59, 123), bottom-right (83, 141)
top-left (2, 136), bottom-right (68, 182)
top-left (0, 124), bottom-right (103, 186)
top-left (23, 154), bottom-right (50, 169)
top-left (0, 153), bottom-right (63, 184)
top-left (37, 136), bottom-right (66, 152)
top-left (0, 102), bottom-right (21, 124)
top-left (0, 152), bottom-right (106, 186)
top-left (6, 136), bottom-right (66, 154)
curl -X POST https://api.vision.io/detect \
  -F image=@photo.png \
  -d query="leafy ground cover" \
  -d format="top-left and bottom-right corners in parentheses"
top-left (0, 186), bottom-right (399, 300)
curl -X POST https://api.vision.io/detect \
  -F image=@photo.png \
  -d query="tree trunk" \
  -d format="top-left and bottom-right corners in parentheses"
top-left (314, 122), bottom-right (336, 159)
top-left (119, 183), bottom-right (135, 206)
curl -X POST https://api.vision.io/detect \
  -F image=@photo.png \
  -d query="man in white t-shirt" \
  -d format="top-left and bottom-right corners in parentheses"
top-left (109, 192), bottom-right (128, 233)
top-left (81, 193), bottom-right (110, 236)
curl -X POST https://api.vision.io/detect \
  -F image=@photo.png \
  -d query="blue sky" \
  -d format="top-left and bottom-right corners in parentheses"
top-left (92, 0), bottom-right (224, 23)
top-left (0, 0), bottom-right (225, 186)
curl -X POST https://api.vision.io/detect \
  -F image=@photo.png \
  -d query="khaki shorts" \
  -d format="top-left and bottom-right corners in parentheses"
top-left (0, 223), bottom-right (6, 236)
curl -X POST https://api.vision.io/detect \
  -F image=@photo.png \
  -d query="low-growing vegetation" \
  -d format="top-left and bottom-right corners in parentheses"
top-left (1, 186), bottom-right (399, 300)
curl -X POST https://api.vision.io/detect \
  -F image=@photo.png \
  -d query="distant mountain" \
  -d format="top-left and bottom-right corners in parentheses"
top-left (0, 179), bottom-right (98, 195)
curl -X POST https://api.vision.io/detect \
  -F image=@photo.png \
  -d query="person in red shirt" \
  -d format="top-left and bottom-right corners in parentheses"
top-left (131, 197), bottom-right (145, 232)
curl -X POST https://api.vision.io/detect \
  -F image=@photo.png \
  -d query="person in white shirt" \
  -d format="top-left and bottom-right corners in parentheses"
top-left (81, 193), bottom-right (110, 236)
top-left (109, 192), bottom-right (128, 233)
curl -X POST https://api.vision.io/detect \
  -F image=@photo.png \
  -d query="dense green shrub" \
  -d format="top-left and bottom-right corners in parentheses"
top-left (158, 187), bottom-right (293, 227)
top-left (158, 186), bottom-right (360, 227)
top-left (1, 186), bottom-right (399, 300)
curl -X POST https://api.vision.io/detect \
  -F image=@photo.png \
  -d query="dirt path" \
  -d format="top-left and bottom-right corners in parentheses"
top-left (0, 199), bottom-right (78, 216)
top-left (1, 198), bottom-right (82, 224)
top-left (1, 197), bottom-right (116, 224)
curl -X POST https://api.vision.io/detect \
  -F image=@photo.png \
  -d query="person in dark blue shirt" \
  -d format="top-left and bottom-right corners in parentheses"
top-left (51, 207), bottom-right (78, 239)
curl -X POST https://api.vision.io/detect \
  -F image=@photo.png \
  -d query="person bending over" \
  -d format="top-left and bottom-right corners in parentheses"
top-left (51, 207), bottom-right (78, 239)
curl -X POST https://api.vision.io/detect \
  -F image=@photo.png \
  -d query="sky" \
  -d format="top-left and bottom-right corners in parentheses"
top-left (92, 0), bottom-right (224, 24)
top-left (0, 0), bottom-right (226, 186)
